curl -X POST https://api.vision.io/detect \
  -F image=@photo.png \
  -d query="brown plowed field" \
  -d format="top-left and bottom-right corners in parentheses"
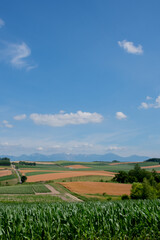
top-left (60, 182), bottom-right (131, 196)
top-left (65, 165), bottom-right (90, 169)
top-left (0, 170), bottom-right (12, 177)
top-left (141, 165), bottom-right (160, 169)
top-left (26, 171), bottom-right (115, 182)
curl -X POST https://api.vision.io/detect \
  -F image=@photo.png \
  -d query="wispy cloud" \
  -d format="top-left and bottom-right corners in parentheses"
top-left (116, 112), bottom-right (127, 120)
top-left (30, 111), bottom-right (103, 127)
top-left (118, 40), bottom-right (143, 55)
top-left (0, 42), bottom-right (37, 70)
top-left (14, 114), bottom-right (27, 120)
top-left (2, 120), bottom-right (13, 128)
top-left (0, 18), bottom-right (5, 28)
top-left (139, 95), bottom-right (160, 109)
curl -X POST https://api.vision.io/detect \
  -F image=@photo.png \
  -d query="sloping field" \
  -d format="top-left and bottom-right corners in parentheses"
top-left (27, 171), bottom-right (115, 182)
top-left (109, 162), bottom-right (139, 166)
top-left (141, 165), bottom-right (160, 169)
top-left (65, 165), bottom-right (90, 169)
top-left (36, 162), bottom-right (56, 165)
top-left (20, 169), bottom-right (58, 174)
top-left (0, 170), bottom-right (12, 177)
top-left (61, 182), bottom-right (131, 196)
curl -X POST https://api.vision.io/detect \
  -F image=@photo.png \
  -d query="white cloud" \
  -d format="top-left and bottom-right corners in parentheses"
top-left (37, 147), bottom-right (43, 151)
top-left (146, 96), bottom-right (152, 100)
top-left (14, 114), bottom-right (26, 120)
top-left (30, 111), bottom-right (103, 127)
top-left (0, 18), bottom-right (5, 28)
top-left (139, 95), bottom-right (160, 109)
top-left (0, 42), bottom-right (37, 70)
top-left (116, 112), bottom-right (127, 120)
top-left (2, 120), bottom-right (13, 128)
top-left (118, 40), bottom-right (143, 55)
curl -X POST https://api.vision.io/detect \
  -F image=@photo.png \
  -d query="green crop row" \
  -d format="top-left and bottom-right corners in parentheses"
top-left (0, 184), bottom-right (50, 194)
top-left (0, 200), bottom-right (159, 239)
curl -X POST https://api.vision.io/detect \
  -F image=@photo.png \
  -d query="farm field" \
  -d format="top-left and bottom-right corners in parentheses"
top-left (26, 170), bottom-right (115, 182)
top-left (0, 200), bottom-right (159, 239)
top-left (60, 181), bottom-right (132, 196)
top-left (0, 169), bottom-right (12, 177)
top-left (0, 183), bottom-right (50, 194)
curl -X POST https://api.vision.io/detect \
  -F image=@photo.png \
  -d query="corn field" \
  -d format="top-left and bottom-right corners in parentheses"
top-left (0, 200), bottom-right (160, 239)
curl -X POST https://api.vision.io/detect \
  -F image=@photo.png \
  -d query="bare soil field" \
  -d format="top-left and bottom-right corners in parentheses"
top-left (0, 170), bottom-right (12, 177)
top-left (141, 165), bottom-right (160, 169)
top-left (65, 165), bottom-right (90, 169)
top-left (60, 182), bottom-right (131, 196)
top-left (27, 171), bottom-right (115, 182)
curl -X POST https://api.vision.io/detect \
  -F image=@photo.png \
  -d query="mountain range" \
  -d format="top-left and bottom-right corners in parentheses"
top-left (0, 153), bottom-right (149, 162)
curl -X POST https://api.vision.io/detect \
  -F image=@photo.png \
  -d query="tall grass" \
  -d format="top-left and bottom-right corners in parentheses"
top-left (0, 200), bottom-right (159, 239)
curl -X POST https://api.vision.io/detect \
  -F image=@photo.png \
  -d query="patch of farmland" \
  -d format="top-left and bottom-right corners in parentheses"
top-left (65, 165), bottom-right (90, 169)
top-left (25, 171), bottom-right (58, 176)
top-left (141, 165), bottom-right (160, 169)
top-left (32, 184), bottom-right (51, 193)
top-left (0, 170), bottom-right (12, 177)
top-left (26, 171), bottom-right (115, 182)
top-left (60, 182), bottom-right (131, 196)
top-left (0, 185), bottom-right (34, 194)
top-left (0, 184), bottom-right (51, 194)
top-left (109, 161), bottom-right (139, 165)
top-left (54, 175), bottom-right (113, 182)
top-left (19, 169), bottom-right (58, 174)
top-left (0, 174), bottom-right (16, 182)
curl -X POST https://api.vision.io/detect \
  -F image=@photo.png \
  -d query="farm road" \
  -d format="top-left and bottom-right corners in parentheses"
top-left (36, 184), bottom-right (83, 202)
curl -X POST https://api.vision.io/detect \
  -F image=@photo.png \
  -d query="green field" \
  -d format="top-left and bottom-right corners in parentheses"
top-left (53, 175), bottom-right (112, 182)
top-left (0, 184), bottom-right (50, 194)
top-left (0, 200), bottom-right (159, 239)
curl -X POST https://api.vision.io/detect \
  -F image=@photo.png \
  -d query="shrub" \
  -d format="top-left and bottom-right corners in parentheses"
top-left (21, 176), bottom-right (27, 183)
top-left (121, 194), bottom-right (130, 200)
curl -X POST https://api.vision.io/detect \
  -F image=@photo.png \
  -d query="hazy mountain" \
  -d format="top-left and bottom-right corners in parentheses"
top-left (0, 153), bottom-right (148, 162)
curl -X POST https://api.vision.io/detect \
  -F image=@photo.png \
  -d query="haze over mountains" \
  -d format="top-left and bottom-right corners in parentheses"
top-left (0, 153), bottom-right (148, 162)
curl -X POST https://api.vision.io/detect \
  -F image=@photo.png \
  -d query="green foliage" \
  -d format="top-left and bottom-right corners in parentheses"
top-left (113, 164), bottom-right (160, 184)
top-left (130, 179), bottom-right (157, 199)
top-left (121, 194), bottom-right (130, 200)
top-left (21, 175), bottom-right (27, 183)
top-left (146, 158), bottom-right (160, 163)
top-left (130, 182), bottom-right (143, 199)
top-left (0, 157), bottom-right (10, 166)
top-left (19, 161), bottom-right (36, 166)
top-left (0, 201), bottom-right (159, 239)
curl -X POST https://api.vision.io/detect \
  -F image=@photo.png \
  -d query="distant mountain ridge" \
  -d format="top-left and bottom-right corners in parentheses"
top-left (0, 153), bottom-right (149, 162)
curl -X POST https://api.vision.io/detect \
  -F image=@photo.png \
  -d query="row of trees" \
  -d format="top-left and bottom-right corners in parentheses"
top-left (113, 164), bottom-right (160, 183)
top-left (114, 164), bottom-right (160, 199)
top-left (0, 158), bottom-right (10, 166)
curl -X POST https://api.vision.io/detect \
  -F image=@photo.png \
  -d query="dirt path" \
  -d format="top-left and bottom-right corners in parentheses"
top-left (11, 164), bottom-right (22, 183)
top-left (45, 184), bottom-right (60, 194)
top-left (36, 184), bottom-right (83, 202)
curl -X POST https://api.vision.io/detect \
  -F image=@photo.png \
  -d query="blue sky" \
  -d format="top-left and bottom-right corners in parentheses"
top-left (0, 0), bottom-right (160, 157)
